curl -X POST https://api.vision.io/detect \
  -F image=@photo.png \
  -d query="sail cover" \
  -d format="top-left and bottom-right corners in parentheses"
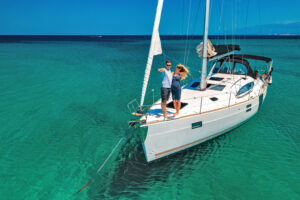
top-left (140, 0), bottom-right (163, 107)
top-left (196, 39), bottom-right (217, 58)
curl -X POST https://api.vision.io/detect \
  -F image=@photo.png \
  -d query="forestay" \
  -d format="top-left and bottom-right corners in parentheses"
top-left (140, 0), bottom-right (163, 108)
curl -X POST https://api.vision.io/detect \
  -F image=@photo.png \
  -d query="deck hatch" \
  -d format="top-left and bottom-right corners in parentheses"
top-left (209, 77), bottom-right (224, 81)
top-left (192, 121), bottom-right (202, 129)
top-left (167, 102), bottom-right (188, 109)
top-left (207, 84), bottom-right (226, 91)
top-left (190, 82), bottom-right (200, 88)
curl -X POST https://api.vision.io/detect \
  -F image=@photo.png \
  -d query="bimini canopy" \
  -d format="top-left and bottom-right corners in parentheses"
top-left (226, 54), bottom-right (272, 63)
top-left (214, 54), bottom-right (272, 78)
top-left (216, 56), bottom-right (255, 78)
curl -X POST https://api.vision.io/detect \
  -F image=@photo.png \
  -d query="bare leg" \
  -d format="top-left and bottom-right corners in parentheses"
top-left (173, 100), bottom-right (177, 116)
top-left (173, 100), bottom-right (179, 116)
top-left (161, 102), bottom-right (168, 119)
top-left (177, 100), bottom-right (181, 115)
top-left (161, 101), bottom-right (165, 116)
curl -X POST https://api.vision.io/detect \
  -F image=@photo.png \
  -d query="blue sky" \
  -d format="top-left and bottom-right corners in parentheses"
top-left (0, 0), bottom-right (299, 35)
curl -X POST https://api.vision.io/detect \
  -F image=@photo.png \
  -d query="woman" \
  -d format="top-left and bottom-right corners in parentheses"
top-left (171, 64), bottom-right (189, 116)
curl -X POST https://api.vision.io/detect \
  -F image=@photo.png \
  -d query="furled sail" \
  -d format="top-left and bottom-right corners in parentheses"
top-left (196, 39), bottom-right (217, 58)
top-left (140, 0), bottom-right (164, 108)
top-left (152, 31), bottom-right (162, 55)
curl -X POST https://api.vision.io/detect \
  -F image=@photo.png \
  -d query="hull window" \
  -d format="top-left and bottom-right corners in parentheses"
top-left (192, 121), bottom-right (202, 129)
top-left (237, 82), bottom-right (254, 97)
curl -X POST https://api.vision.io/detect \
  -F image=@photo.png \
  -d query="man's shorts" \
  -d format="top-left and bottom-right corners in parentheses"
top-left (161, 87), bottom-right (171, 102)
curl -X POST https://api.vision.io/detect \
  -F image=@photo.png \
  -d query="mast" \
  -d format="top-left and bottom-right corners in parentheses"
top-left (139, 0), bottom-right (164, 109)
top-left (200, 0), bottom-right (210, 91)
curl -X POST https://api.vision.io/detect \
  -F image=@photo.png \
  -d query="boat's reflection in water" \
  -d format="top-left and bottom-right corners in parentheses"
top-left (92, 127), bottom-right (231, 199)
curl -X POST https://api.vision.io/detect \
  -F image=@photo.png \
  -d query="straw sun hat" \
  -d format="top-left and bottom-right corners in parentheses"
top-left (176, 64), bottom-right (189, 80)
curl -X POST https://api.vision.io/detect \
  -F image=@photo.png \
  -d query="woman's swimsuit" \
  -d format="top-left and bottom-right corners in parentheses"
top-left (171, 74), bottom-right (181, 100)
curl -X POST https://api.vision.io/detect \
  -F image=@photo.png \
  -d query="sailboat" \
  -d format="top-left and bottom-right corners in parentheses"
top-left (128, 0), bottom-right (274, 162)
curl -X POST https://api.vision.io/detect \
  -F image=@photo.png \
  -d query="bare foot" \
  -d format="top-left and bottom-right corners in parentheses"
top-left (173, 113), bottom-right (178, 117)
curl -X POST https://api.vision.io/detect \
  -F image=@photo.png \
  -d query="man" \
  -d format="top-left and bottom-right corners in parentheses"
top-left (158, 60), bottom-right (172, 119)
top-left (254, 70), bottom-right (259, 79)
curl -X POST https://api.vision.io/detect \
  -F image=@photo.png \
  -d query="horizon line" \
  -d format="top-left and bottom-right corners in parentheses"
top-left (0, 34), bottom-right (300, 36)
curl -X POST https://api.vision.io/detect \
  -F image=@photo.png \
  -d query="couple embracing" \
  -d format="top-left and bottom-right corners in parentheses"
top-left (158, 60), bottom-right (189, 119)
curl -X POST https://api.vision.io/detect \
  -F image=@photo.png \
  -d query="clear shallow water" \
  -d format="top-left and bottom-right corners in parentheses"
top-left (0, 37), bottom-right (299, 200)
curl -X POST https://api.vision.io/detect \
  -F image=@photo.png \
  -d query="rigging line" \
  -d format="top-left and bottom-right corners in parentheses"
top-left (239, 0), bottom-right (244, 51)
top-left (220, 0), bottom-right (226, 44)
top-left (244, 0), bottom-right (250, 36)
top-left (229, 0), bottom-right (235, 53)
top-left (257, 0), bottom-right (264, 56)
top-left (235, 0), bottom-right (240, 53)
top-left (231, 0), bottom-right (237, 56)
top-left (215, 0), bottom-right (220, 43)
top-left (162, 52), bottom-right (199, 73)
top-left (217, 0), bottom-right (222, 42)
top-left (181, 0), bottom-right (185, 37)
top-left (183, 0), bottom-right (193, 65)
top-left (217, 0), bottom-right (230, 56)
top-left (221, 0), bottom-right (229, 52)
top-left (217, 0), bottom-right (222, 41)
top-left (184, 0), bottom-right (202, 67)
top-left (231, 0), bottom-right (234, 49)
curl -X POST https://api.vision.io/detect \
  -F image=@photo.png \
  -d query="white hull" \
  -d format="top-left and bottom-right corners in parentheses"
top-left (141, 83), bottom-right (267, 162)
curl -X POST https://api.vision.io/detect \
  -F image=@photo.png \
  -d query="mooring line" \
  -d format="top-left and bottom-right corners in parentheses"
top-left (74, 125), bottom-right (132, 195)
top-left (77, 137), bottom-right (124, 192)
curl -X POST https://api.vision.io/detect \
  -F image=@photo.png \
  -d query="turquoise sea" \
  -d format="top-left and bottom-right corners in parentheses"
top-left (0, 36), bottom-right (299, 200)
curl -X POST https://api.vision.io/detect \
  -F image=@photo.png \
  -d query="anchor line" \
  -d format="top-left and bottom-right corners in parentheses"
top-left (76, 125), bottom-right (132, 194)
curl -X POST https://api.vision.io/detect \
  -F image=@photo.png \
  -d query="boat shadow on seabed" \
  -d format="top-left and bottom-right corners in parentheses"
top-left (90, 126), bottom-right (231, 199)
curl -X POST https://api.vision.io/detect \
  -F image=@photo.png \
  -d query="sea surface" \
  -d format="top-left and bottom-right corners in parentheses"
top-left (0, 36), bottom-right (299, 200)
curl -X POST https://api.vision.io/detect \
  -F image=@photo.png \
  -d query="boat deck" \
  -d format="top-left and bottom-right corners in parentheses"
top-left (142, 74), bottom-right (263, 125)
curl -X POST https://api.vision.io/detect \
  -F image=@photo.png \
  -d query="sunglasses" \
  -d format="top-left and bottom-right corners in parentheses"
top-left (166, 64), bottom-right (171, 66)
